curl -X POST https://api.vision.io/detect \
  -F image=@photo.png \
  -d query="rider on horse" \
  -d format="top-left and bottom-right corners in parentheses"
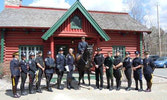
top-left (77, 36), bottom-right (88, 60)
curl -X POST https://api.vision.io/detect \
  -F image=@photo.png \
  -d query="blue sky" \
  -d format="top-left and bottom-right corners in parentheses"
top-left (0, 0), bottom-right (166, 31)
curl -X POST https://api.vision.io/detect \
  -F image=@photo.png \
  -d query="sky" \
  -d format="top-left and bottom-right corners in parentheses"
top-left (0, 0), bottom-right (166, 31)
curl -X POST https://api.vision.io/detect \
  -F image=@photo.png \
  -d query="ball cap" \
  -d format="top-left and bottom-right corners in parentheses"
top-left (59, 48), bottom-right (64, 51)
top-left (96, 48), bottom-right (102, 51)
top-left (144, 51), bottom-right (149, 55)
top-left (81, 36), bottom-right (85, 39)
top-left (36, 51), bottom-right (42, 54)
top-left (13, 52), bottom-right (19, 56)
top-left (21, 53), bottom-right (26, 57)
top-left (47, 51), bottom-right (52, 55)
top-left (135, 51), bottom-right (140, 55)
top-left (125, 51), bottom-right (130, 55)
top-left (30, 52), bottom-right (35, 56)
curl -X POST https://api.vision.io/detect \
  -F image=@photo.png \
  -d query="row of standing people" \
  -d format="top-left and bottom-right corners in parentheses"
top-left (10, 48), bottom-right (75, 98)
top-left (94, 48), bottom-right (155, 92)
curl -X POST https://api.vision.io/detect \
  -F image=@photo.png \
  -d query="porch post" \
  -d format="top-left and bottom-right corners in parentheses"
top-left (140, 32), bottom-right (143, 57)
top-left (1, 30), bottom-right (5, 63)
top-left (50, 36), bottom-right (54, 58)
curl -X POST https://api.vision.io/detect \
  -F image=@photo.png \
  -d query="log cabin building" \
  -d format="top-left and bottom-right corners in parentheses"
top-left (0, 0), bottom-right (151, 74)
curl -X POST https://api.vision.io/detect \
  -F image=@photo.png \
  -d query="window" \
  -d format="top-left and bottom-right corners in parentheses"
top-left (71, 15), bottom-right (82, 29)
top-left (112, 46), bottom-right (125, 58)
top-left (19, 45), bottom-right (43, 60)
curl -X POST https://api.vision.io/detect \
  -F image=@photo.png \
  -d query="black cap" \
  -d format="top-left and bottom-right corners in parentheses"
top-left (21, 53), bottom-right (26, 57)
top-left (135, 51), bottom-right (140, 55)
top-left (125, 51), bottom-right (130, 55)
top-left (59, 48), bottom-right (63, 51)
top-left (30, 52), bottom-right (35, 56)
top-left (144, 51), bottom-right (149, 55)
top-left (47, 51), bottom-right (52, 55)
top-left (36, 51), bottom-right (42, 54)
top-left (81, 36), bottom-right (85, 39)
top-left (116, 50), bottom-right (120, 53)
top-left (96, 48), bottom-right (102, 51)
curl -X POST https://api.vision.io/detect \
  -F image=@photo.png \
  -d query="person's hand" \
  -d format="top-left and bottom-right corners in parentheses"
top-left (106, 66), bottom-right (109, 69)
top-left (133, 67), bottom-right (136, 71)
top-left (95, 65), bottom-right (98, 68)
top-left (42, 68), bottom-right (45, 71)
top-left (113, 65), bottom-right (117, 70)
top-left (122, 67), bottom-right (125, 71)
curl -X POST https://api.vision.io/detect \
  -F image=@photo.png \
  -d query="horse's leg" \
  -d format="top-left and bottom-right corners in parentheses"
top-left (88, 69), bottom-right (90, 86)
top-left (82, 71), bottom-right (85, 84)
top-left (78, 70), bottom-right (81, 86)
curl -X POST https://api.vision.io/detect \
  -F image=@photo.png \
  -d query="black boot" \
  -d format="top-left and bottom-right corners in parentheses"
top-left (138, 80), bottom-right (143, 92)
top-left (135, 80), bottom-right (138, 90)
top-left (57, 78), bottom-right (63, 90)
top-left (67, 79), bottom-right (71, 90)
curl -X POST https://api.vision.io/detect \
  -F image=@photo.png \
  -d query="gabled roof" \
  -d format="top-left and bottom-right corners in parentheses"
top-left (0, 2), bottom-right (151, 34)
top-left (41, 1), bottom-right (110, 41)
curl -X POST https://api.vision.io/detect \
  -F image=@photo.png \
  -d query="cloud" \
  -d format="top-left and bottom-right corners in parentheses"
top-left (29, 0), bottom-right (70, 8)
top-left (80, 0), bottom-right (126, 12)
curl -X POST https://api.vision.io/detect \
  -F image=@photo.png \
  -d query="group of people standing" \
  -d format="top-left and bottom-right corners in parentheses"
top-left (10, 48), bottom-right (75, 98)
top-left (94, 49), bottom-right (155, 92)
top-left (10, 36), bottom-right (155, 98)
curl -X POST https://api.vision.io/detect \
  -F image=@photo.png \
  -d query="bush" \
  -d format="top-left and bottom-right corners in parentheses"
top-left (0, 63), bottom-right (4, 79)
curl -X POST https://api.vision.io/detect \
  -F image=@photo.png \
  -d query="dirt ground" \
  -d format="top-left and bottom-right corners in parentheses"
top-left (0, 72), bottom-right (167, 100)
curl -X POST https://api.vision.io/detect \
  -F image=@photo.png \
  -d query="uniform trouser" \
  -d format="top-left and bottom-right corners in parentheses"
top-left (67, 70), bottom-right (73, 87)
top-left (113, 69), bottom-right (122, 88)
top-left (57, 71), bottom-right (64, 87)
top-left (106, 68), bottom-right (113, 88)
top-left (134, 70), bottom-right (143, 89)
top-left (144, 74), bottom-right (153, 89)
top-left (95, 66), bottom-right (103, 88)
top-left (124, 68), bottom-right (132, 88)
top-left (11, 75), bottom-right (20, 95)
top-left (45, 73), bottom-right (53, 89)
top-left (36, 69), bottom-right (43, 90)
top-left (29, 74), bottom-right (35, 92)
top-left (20, 72), bottom-right (27, 93)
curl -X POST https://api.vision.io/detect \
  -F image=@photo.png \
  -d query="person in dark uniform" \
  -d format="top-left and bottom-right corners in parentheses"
top-left (66, 48), bottom-right (75, 89)
top-left (10, 52), bottom-right (21, 98)
top-left (56, 48), bottom-right (66, 90)
top-left (44, 51), bottom-right (56, 92)
top-left (28, 52), bottom-right (37, 94)
top-left (113, 50), bottom-right (123, 91)
top-left (20, 53), bottom-right (28, 95)
top-left (104, 51), bottom-right (114, 91)
top-left (78, 36), bottom-right (88, 54)
top-left (143, 51), bottom-right (155, 92)
top-left (35, 51), bottom-right (45, 93)
top-left (94, 48), bottom-right (104, 90)
top-left (132, 51), bottom-right (143, 91)
top-left (123, 52), bottom-right (132, 91)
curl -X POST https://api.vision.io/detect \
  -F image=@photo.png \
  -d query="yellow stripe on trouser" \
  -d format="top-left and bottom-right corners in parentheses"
top-left (120, 70), bottom-right (123, 81)
top-left (35, 70), bottom-right (39, 84)
top-left (12, 77), bottom-right (15, 86)
top-left (151, 74), bottom-right (153, 83)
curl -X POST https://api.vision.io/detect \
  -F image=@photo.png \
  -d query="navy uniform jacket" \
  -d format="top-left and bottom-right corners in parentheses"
top-left (29, 58), bottom-right (37, 75)
top-left (143, 58), bottom-right (155, 74)
top-left (113, 56), bottom-right (123, 70)
top-left (20, 60), bottom-right (28, 74)
top-left (132, 57), bottom-right (143, 72)
top-left (10, 58), bottom-right (20, 76)
top-left (56, 53), bottom-right (66, 71)
top-left (35, 56), bottom-right (44, 70)
top-left (94, 54), bottom-right (104, 67)
top-left (66, 53), bottom-right (75, 71)
top-left (78, 41), bottom-right (88, 53)
top-left (44, 57), bottom-right (55, 74)
top-left (123, 57), bottom-right (132, 69)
